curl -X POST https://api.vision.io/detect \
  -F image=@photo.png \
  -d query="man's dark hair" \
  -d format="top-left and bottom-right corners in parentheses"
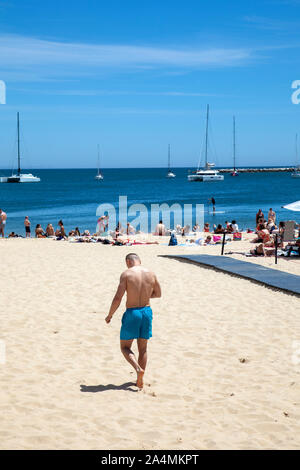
top-left (126, 253), bottom-right (141, 262)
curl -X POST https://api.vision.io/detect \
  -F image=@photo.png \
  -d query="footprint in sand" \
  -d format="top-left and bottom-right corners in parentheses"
top-left (183, 396), bottom-right (194, 402)
top-left (183, 351), bottom-right (200, 358)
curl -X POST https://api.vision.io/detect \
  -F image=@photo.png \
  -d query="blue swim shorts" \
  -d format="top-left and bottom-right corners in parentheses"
top-left (120, 306), bottom-right (153, 340)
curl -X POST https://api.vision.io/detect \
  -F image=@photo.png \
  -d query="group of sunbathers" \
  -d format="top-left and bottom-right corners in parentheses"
top-left (205, 221), bottom-right (239, 234)
top-left (3, 206), bottom-right (300, 256)
top-left (248, 208), bottom-right (300, 257)
top-left (33, 220), bottom-right (66, 239)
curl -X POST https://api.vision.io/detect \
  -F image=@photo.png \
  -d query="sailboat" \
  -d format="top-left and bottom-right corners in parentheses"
top-left (188, 105), bottom-right (224, 182)
top-left (291, 134), bottom-right (300, 178)
top-left (231, 116), bottom-right (239, 176)
top-left (1, 112), bottom-right (40, 183)
top-left (95, 144), bottom-right (104, 180)
top-left (166, 144), bottom-right (176, 178)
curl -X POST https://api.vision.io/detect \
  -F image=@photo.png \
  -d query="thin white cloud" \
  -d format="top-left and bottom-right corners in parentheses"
top-left (270, 0), bottom-right (300, 4)
top-left (0, 104), bottom-right (198, 116)
top-left (0, 34), bottom-right (252, 79)
top-left (1, 33), bottom-right (298, 84)
top-left (161, 91), bottom-right (215, 97)
top-left (244, 15), bottom-right (300, 30)
top-left (10, 87), bottom-right (219, 97)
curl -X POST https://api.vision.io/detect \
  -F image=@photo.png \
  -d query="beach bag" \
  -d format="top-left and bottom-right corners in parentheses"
top-left (169, 233), bottom-right (178, 246)
top-left (213, 235), bottom-right (221, 243)
top-left (233, 232), bottom-right (242, 241)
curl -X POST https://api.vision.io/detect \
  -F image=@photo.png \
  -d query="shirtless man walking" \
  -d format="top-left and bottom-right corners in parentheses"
top-left (105, 253), bottom-right (161, 389)
top-left (0, 209), bottom-right (7, 238)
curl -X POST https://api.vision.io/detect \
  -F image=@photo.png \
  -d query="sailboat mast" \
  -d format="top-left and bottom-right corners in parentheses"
top-left (17, 112), bottom-right (21, 176)
top-left (97, 144), bottom-right (100, 175)
top-left (168, 144), bottom-right (171, 171)
top-left (205, 104), bottom-right (209, 168)
top-left (233, 116), bottom-right (236, 172)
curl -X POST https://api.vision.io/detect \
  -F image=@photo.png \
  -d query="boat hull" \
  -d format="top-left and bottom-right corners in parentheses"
top-left (188, 174), bottom-right (224, 182)
top-left (6, 173), bottom-right (40, 183)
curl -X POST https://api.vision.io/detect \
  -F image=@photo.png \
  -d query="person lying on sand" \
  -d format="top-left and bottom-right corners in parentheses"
top-left (286, 238), bottom-right (300, 257)
top-left (250, 243), bottom-right (275, 257)
top-left (105, 253), bottom-right (161, 389)
top-left (8, 232), bottom-right (20, 238)
top-left (204, 235), bottom-right (214, 245)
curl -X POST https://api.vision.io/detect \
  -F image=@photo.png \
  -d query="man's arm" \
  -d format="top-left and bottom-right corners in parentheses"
top-left (150, 275), bottom-right (161, 299)
top-left (105, 272), bottom-right (127, 323)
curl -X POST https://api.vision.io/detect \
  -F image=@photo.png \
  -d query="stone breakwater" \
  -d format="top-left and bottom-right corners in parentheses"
top-left (219, 167), bottom-right (294, 173)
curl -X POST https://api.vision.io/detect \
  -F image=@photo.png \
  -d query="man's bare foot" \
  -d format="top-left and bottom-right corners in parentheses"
top-left (136, 370), bottom-right (144, 389)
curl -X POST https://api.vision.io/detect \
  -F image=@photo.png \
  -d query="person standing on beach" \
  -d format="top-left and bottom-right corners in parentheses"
top-left (256, 209), bottom-right (264, 225)
top-left (104, 213), bottom-right (109, 232)
top-left (155, 220), bottom-right (166, 236)
top-left (268, 208), bottom-right (276, 223)
top-left (24, 216), bottom-right (31, 238)
top-left (105, 253), bottom-right (161, 389)
top-left (0, 209), bottom-right (7, 238)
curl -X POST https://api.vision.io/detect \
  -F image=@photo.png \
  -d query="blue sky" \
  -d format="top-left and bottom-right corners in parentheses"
top-left (0, 0), bottom-right (300, 169)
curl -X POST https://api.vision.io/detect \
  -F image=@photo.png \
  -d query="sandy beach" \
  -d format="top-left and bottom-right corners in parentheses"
top-left (1, 235), bottom-right (300, 450)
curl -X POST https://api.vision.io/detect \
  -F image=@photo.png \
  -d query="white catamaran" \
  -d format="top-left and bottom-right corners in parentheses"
top-left (0, 112), bottom-right (40, 183)
top-left (95, 144), bottom-right (104, 180)
top-left (166, 144), bottom-right (176, 178)
top-left (292, 133), bottom-right (300, 178)
top-left (188, 105), bottom-right (224, 182)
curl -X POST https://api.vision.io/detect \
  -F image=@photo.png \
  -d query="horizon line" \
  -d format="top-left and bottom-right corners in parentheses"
top-left (0, 165), bottom-right (295, 171)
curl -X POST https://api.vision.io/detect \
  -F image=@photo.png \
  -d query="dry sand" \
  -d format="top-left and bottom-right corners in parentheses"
top-left (0, 235), bottom-right (300, 450)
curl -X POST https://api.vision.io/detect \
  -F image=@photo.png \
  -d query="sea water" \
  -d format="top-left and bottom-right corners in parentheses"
top-left (0, 168), bottom-right (298, 235)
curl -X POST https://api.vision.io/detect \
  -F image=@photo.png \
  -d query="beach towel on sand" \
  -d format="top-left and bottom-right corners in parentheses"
top-left (233, 232), bottom-right (242, 241)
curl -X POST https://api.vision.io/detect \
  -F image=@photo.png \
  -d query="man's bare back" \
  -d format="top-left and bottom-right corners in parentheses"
top-left (123, 266), bottom-right (158, 308)
top-left (106, 263), bottom-right (161, 321)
